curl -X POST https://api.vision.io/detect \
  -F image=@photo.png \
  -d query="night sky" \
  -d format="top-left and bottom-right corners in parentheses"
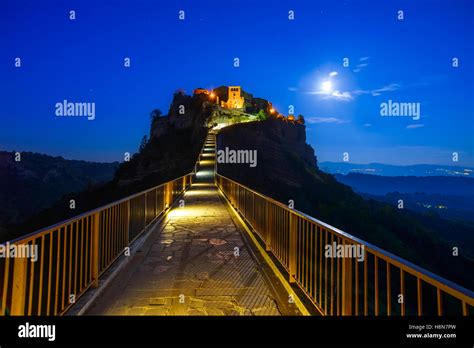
top-left (1, 0), bottom-right (473, 165)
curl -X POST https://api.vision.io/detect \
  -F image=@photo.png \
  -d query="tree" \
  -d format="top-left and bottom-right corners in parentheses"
top-left (150, 109), bottom-right (163, 124)
top-left (256, 109), bottom-right (268, 121)
top-left (139, 135), bottom-right (148, 153)
top-left (297, 115), bottom-right (305, 124)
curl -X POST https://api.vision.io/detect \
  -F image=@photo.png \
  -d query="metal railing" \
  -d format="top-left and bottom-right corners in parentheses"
top-left (0, 173), bottom-right (193, 316)
top-left (0, 137), bottom-right (208, 316)
top-left (215, 174), bottom-right (474, 316)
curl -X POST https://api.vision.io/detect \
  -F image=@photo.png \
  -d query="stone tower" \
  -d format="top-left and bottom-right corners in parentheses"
top-left (223, 86), bottom-right (245, 110)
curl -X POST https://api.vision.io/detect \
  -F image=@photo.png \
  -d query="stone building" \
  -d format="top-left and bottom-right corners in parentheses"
top-left (213, 86), bottom-right (246, 110)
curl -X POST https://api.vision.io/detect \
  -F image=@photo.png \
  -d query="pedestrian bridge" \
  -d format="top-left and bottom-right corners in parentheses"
top-left (1, 133), bottom-right (473, 316)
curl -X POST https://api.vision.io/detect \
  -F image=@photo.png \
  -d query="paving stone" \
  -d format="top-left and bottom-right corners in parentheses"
top-left (149, 298), bottom-right (172, 306)
top-left (187, 308), bottom-right (207, 316)
top-left (195, 272), bottom-right (210, 280)
top-left (209, 239), bottom-right (228, 246)
top-left (105, 307), bottom-right (128, 315)
top-left (127, 307), bottom-right (148, 315)
top-left (144, 307), bottom-right (170, 315)
top-left (205, 308), bottom-right (225, 316)
top-left (189, 298), bottom-right (206, 308)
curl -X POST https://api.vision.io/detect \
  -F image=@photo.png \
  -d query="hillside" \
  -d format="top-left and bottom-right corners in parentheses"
top-left (321, 162), bottom-right (474, 177)
top-left (0, 151), bottom-right (119, 240)
top-left (334, 172), bottom-right (474, 196)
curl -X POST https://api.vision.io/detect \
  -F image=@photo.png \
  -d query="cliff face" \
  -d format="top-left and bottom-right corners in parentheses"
top-left (150, 92), bottom-right (212, 140)
top-left (116, 92), bottom-right (210, 186)
top-left (217, 119), bottom-right (317, 188)
top-left (217, 120), bottom-right (474, 290)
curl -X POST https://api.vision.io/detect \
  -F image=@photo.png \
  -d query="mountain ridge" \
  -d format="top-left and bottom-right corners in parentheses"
top-left (321, 161), bottom-right (474, 177)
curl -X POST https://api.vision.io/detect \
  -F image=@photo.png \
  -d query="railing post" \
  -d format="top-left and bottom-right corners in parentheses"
top-left (288, 213), bottom-right (297, 283)
top-left (342, 242), bottom-right (353, 315)
top-left (11, 253), bottom-right (28, 315)
top-left (265, 201), bottom-right (272, 251)
top-left (125, 200), bottom-right (130, 246)
top-left (165, 182), bottom-right (171, 209)
top-left (91, 212), bottom-right (100, 288)
top-left (144, 192), bottom-right (147, 227)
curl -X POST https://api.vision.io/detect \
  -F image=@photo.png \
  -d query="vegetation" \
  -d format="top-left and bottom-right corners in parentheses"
top-left (256, 109), bottom-right (268, 121)
top-left (150, 109), bottom-right (163, 128)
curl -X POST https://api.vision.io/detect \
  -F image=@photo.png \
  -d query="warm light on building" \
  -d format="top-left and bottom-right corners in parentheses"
top-left (193, 88), bottom-right (210, 96)
top-left (270, 108), bottom-right (275, 114)
top-left (221, 86), bottom-right (245, 110)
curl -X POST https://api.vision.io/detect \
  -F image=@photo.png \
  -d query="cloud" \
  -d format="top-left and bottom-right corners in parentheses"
top-left (353, 83), bottom-right (401, 96)
top-left (364, 123), bottom-right (372, 127)
top-left (306, 117), bottom-right (351, 124)
top-left (307, 90), bottom-right (354, 101)
top-left (330, 90), bottom-right (353, 101)
top-left (353, 57), bottom-right (370, 73)
top-left (406, 124), bottom-right (425, 129)
top-left (301, 81), bottom-right (399, 102)
top-left (288, 86), bottom-right (298, 92)
top-left (371, 83), bottom-right (400, 95)
top-left (329, 71), bottom-right (338, 77)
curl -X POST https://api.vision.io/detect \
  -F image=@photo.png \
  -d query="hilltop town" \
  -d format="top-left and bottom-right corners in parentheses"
top-left (194, 85), bottom-right (305, 127)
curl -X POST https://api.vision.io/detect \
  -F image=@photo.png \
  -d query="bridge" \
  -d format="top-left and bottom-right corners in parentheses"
top-left (1, 132), bottom-right (473, 316)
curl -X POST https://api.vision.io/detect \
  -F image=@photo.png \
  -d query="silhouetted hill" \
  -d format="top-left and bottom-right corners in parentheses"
top-left (321, 162), bottom-right (474, 177)
top-left (217, 120), bottom-right (474, 290)
top-left (0, 151), bottom-right (119, 241)
top-left (334, 172), bottom-right (474, 196)
top-left (334, 173), bottom-right (474, 222)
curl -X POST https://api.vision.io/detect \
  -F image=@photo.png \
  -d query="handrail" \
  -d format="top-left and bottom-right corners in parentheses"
top-left (0, 135), bottom-right (208, 316)
top-left (8, 172), bottom-right (194, 245)
top-left (215, 173), bottom-right (474, 316)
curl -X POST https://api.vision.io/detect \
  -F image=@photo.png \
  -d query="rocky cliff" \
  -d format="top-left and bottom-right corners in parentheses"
top-left (217, 119), bottom-right (317, 188)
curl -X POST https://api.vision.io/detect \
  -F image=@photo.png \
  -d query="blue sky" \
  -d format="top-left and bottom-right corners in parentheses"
top-left (1, 0), bottom-right (473, 165)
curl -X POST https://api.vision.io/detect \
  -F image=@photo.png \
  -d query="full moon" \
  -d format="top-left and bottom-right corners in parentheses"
top-left (321, 80), bottom-right (332, 92)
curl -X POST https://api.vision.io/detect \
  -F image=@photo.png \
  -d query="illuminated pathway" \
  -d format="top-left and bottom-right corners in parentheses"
top-left (87, 136), bottom-right (301, 316)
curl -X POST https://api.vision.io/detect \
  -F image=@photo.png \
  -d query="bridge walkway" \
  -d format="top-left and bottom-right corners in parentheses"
top-left (87, 135), bottom-right (301, 316)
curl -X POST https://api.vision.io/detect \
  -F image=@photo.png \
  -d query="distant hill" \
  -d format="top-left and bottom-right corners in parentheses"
top-left (362, 192), bottom-right (474, 222)
top-left (333, 173), bottom-right (474, 196)
top-left (333, 172), bottom-right (474, 223)
top-left (321, 162), bottom-right (474, 177)
top-left (0, 151), bottom-right (119, 241)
